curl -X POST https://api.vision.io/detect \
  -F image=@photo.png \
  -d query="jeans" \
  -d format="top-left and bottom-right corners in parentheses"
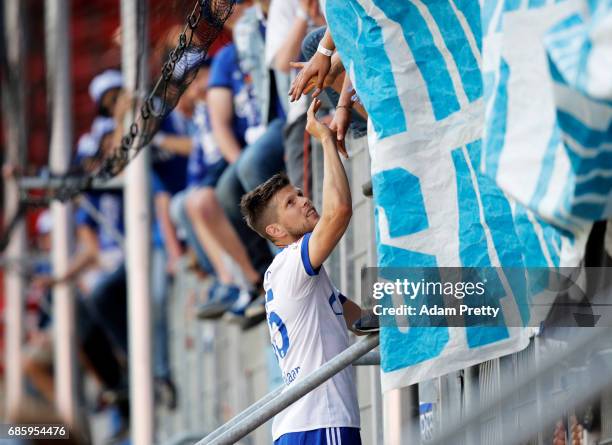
top-left (151, 247), bottom-right (171, 380)
top-left (283, 112), bottom-right (309, 190)
top-left (86, 263), bottom-right (128, 356)
top-left (86, 254), bottom-right (172, 380)
top-left (235, 117), bottom-right (286, 192)
top-left (77, 297), bottom-right (126, 392)
top-left (215, 162), bottom-right (274, 276)
top-left (170, 189), bottom-right (215, 275)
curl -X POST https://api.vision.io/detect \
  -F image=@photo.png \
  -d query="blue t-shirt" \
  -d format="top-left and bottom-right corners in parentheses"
top-left (208, 43), bottom-right (261, 148)
top-left (151, 110), bottom-right (197, 248)
top-left (151, 110), bottom-right (195, 196)
top-left (187, 104), bottom-right (227, 187)
top-left (75, 191), bottom-right (124, 252)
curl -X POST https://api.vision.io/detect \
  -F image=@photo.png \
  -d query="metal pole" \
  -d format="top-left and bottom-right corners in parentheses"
top-left (2, 0), bottom-right (27, 420)
top-left (45, 0), bottom-right (78, 425)
top-left (120, 0), bottom-right (153, 443)
top-left (370, 364), bottom-right (384, 444)
top-left (463, 365), bottom-right (480, 445)
top-left (383, 384), bottom-right (421, 445)
top-left (198, 334), bottom-right (380, 445)
top-left (202, 349), bottom-right (379, 444)
top-left (353, 351), bottom-right (380, 366)
top-left (201, 385), bottom-right (285, 444)
top-left (18, 175), bottom-right (124, 191)
top-left (429, 328), bottom-right (611, 445)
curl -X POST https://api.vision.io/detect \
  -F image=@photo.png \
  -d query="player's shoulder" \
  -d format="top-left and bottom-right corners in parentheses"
top-left (267, 235), bottom-right (307, 271)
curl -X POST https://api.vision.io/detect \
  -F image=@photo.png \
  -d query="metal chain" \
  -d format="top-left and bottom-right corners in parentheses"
top-left (1, 0), bottom-right (235, 253)
top-left (17, 0), bottom-right (234, 207)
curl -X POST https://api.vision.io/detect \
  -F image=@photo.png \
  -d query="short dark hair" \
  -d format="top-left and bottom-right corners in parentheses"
top-left (240, 173), bottom-right (290, 240)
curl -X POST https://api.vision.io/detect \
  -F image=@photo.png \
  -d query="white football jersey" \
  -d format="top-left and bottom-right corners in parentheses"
top-left (264, 233), bottom-right (360, 440)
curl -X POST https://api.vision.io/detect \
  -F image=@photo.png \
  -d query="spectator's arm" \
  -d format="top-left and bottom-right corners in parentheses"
top-left (55, 225), bottom-right (100, 285)
top-left (329, 74), bottom-right (355, 151)
top-left (153, 133), bottom-right (194, 156)
top-left (208, 87), bottom-right (242, 164)
top-left (111, 91), bottom-right (132, 154)
top-left (334, 74), bottom-right (368, 120)
top-left (272, 6), bottom-right (308, 73)
top-left (291, 52), bottom-right (345, 95)
top-left (289, 28), bottom-right (335, 102)
top-left (155, 192), bottom-right (183, 274)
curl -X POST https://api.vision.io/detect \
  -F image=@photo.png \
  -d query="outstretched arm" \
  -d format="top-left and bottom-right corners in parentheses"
top-left (153, 133), bottom-right (194, 156)
top-left (289, 28), bottom-right (335, 102)
top-left (305, 98), bottom-right (352, 270)
top-left (35, 225), bottom-right (99, 289)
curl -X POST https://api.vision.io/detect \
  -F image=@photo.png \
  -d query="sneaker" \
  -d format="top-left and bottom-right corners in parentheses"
top-left (352, 312), bottom-right (380, 334)
top-left (240, 295), bottom-right (267, 330)
top-left (197, 282), bottom-right (240, 320)
top-left (154, 377), bottom-right (178, 411)
top-left (224, 288), bottom-right (257, 323)
top-left (245, 294), bottom-right (266, 318)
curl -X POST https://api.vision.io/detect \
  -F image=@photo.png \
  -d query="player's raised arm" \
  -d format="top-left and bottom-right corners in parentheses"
top-left (306, 98), bottom-right (352, 270)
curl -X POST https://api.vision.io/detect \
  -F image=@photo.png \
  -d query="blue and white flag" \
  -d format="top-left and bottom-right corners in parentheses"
top-left (324, 0), bottom-right (592, 391)
top-left (482, 0), bottom-right (612, 229)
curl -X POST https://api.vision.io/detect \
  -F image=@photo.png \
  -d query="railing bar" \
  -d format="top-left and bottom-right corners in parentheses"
top-left (198, 334), bottom-right (379, 445)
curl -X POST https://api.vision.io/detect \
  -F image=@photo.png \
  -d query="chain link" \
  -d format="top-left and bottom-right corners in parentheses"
top-left (3, 0), bottom-right (235, 252)
top-left (15, 0), bottom-right (233, 205)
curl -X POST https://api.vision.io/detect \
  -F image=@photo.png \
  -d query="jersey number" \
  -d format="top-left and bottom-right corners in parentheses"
top-left (266, 289), bottom-right (290, 360)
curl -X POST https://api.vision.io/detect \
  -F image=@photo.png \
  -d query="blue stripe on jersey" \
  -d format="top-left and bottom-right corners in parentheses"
top-left (301, 232), bottom-right (321, 276)
top-left (274, 427), bottom-right (361, 445)
top-left (338, 293), bottom-right (348, 305)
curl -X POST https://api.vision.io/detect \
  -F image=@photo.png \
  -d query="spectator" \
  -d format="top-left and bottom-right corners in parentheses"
top-left (23, 210), bottom-right (130, 443)
top-left (266, 0), bottom-right (325, 190)
top-left (186, 42), bottom-right (268, 320)
top-left (148, 92), bottom-right (202, 409)
top-left (22, 211), bottom-right (55, 403)
top-left (232, 0), bottom-right (287, 192)
top-left (88, 69), bottom-right (123, 118)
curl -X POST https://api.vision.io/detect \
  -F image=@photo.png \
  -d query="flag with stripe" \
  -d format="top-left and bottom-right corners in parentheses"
top-left (323, 0), bottom-right (593, 390)
top-left (482, 0), bottom-right (612, 229)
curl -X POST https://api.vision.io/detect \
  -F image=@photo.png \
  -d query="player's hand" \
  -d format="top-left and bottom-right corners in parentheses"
top-left (289, 50), bottom-right (331, 102)
top-left (306, 99), bottom-right (349, 159)
top-left (329, 106), bottom-right (351, 156)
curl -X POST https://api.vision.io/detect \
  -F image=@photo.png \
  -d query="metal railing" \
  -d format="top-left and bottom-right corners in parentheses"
top-left (198, 334), bottom-right (380, 445)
